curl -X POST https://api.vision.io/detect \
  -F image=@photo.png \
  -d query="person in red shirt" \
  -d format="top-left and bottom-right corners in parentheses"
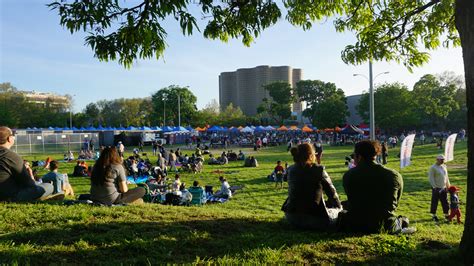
top-left (274, 160), bottom-right (285, 188)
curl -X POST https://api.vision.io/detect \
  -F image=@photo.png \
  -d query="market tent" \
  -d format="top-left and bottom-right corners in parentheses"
top-left (265, 125), bottom-right (276, 131)
top-left (230, 127), bottom-right (240, 133)
top-left (301, 125), bottom-right (313, 132)
top-left (277, 125), bottom-right (288, 131)
top-left (161, 126), bottom-right (174, 132)
top-left (173, 126), bottom-right (189, 132)
top-left (241, 126), bottom-right (254, 133)
top-left (207, 125), bottom-right (223, 132)
top-left (335, 126), bottom-right (342, 132)
top-left (289, 125), bottom-right (301, 131)
top-left (341, 125), bottom-right (364, 135)
top-left (151, 126), bottom-right (162, 131)
top-left (254, 126), bottom-right (266, 132)
top-left (237, 126), bottom-right (243, 130)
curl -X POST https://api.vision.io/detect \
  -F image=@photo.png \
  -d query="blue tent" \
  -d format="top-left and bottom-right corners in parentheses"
top-left (71, 127), bottom-right (79, 130)
top-left (173, 126), bottom-right (188, 132)
top-left (151, 126), bottom-right (162, 131)
top-left (116, 126), bottom-right (126, 131)
top-left (86, 126), bottom-right (96, 131)
top-left (54, 127), bottom-right (63, 131)
top-left (48, 127), bottom-right (55, 130)
top-left (207, 125), bottom-right (222, 132)
top-left (221, 126), bottom-right (229, 131)
top-left (125, 126), bottom-right (137, 131)
top-left (230, 127), bottom-right (240, 133)
top-left (79, 127), bottom-right (87, 131)
top-left (162, 126), bottom-right (174, 132)
top-left (185, 126), bottom-right (194, 131)
top-left (254, 126), bottom-right (266, 132)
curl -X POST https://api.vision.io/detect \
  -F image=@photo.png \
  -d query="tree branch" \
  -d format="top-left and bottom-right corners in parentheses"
top-left (105, 1), bottom-right (148, 20)
top-left (384, 0), bottom-right (441, 44)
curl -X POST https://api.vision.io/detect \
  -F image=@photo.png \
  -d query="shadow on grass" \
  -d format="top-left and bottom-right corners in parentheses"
top-left (0, 217), bottom-right (347, 264)
top-left (0, 216), bottom-right (463, 264)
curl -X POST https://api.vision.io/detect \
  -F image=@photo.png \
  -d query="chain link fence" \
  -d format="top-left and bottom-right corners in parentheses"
top-left (13, 132), bottom-right (99, 155)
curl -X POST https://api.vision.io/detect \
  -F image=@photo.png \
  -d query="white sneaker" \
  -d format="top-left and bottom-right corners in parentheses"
top-left (401, 227), bottom-right (417, 234)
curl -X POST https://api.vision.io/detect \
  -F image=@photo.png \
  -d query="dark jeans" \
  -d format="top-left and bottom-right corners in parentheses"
top-left (115, 187), bottom-right (146, 204)
top-left (430, 188), bottom-right (449, 215)
top-left (285, 212), bottom-right (331, 230)
top-left (14, 183), bottom-right (54, 202)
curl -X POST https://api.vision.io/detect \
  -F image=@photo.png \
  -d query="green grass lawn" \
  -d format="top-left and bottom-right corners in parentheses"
top-left (0, 142), bottom-right (468, 264)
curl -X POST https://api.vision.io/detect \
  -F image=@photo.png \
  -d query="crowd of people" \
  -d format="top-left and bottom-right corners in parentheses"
top-left (0, 125), bottom-right (465, 235)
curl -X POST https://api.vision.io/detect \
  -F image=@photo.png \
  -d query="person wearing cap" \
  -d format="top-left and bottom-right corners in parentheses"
top-left (428, 154), bottom-right (451, 222)
top-left (447, 186), bottom-right (462, 224)
top-left (0, 126), bottom-right (57, 201)
top-left (339, 140), bottom-right (405, 233)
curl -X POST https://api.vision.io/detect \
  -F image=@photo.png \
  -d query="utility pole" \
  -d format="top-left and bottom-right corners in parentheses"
top-left (369, 61), bottom-right (375, 140)
top-left (178, 93), bottom-right (181, 128)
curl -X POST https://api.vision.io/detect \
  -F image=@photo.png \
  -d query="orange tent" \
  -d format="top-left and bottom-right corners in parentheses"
top-left (335, 126), bottom-right (342, 132)
top-left (277, 125), bottom-right (288, 131)
top-left (324, 128), bottom-right (334, 132)
top-left (238, 126), bottom-right (243, 130)
top-left (289, 125), bottom-right (300, 131)
top-left (301, 125), bottom-right (313, 132)
top-left (195, 127), bottom-right (207, 132)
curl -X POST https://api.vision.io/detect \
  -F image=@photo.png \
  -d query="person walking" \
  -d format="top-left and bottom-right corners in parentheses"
top-left (428, 155), bottom-right (451, 222)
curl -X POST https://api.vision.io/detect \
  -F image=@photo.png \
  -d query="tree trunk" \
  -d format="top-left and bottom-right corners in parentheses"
top-left (456, 0), bottom-right (474, 265)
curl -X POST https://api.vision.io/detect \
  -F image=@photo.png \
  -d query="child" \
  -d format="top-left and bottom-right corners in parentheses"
top-left (447, 186), bottom-right (462, 224)
top-left (274, 161), bottom-right (285, 188)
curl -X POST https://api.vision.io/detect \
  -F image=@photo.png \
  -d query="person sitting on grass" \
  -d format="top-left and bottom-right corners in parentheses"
top-left (189, 180), bottom-right (207, 205)
top-left (90, 146), bottom-right (146, 205)
top-left (273, 160), bottom-right (285, 188)
top-left (237, 150), bottom-right (245, 161)
top-left (0, 126), bottom-right (59, 202)
top-left (213, 176), bottom-right (232, 199)
top-left (172, 174), bottom-right (181, 192)
top-left (73, 161), bottom-right (88, 177)
top-left (281, 143), bottom-right (342, 230)
top-left (338, 140), bottom-right (409, 234)
top-left (179, 183), bottom-right (193, 205)
top-left (41, 160), bottom-right (64, 194)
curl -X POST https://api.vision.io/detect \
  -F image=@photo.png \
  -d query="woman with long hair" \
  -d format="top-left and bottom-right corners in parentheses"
top-left (90, 147), bottom-right (145, 205)
top-left (281, 143), bottom-right (342, 230)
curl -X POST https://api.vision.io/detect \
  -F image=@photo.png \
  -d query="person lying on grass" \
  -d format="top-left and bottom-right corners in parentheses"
top-left (90, 146), bottom-right (145, 205)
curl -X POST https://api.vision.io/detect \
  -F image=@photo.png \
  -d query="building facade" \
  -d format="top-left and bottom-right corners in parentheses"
top-left (22, 91), bottom-right (71, 110)
top-left (219, 65), bottom-right (304, 116)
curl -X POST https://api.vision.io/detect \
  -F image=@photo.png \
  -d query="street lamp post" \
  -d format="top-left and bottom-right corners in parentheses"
top-left (177, 94), bottom-right (181, 127)
top-left (162, 93), bottom-right (167, 127)
top-left (353, 62), bottom-right (389, 140)
top-left (69, 94), bottom-right (76, 129)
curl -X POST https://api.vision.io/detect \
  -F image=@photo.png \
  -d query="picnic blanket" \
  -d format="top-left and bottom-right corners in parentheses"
top-left (127, 176), bottom-right (149, 184)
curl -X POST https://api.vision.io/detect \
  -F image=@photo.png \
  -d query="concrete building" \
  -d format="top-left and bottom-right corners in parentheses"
top-left (219, 65), bottom-right (304, 117)
top-left (345, 94), bottom-right (363, 125)
top-left (22, 91), bottom-right (71, 110)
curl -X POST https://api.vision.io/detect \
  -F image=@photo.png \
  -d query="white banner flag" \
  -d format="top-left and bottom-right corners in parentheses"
top-left (445, 133), bottom-right (457, 162)
top-left (400, 134), bottom-right (416, 168)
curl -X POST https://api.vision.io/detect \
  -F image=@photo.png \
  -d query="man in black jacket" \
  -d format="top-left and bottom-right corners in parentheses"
top-left (0, 127), bottom-right (56, 201)
top-left (339, 140), bottom-right (405, 233)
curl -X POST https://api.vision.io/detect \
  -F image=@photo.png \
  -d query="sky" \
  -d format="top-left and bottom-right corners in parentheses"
top-left (0, 0), bottom-right (465, 112)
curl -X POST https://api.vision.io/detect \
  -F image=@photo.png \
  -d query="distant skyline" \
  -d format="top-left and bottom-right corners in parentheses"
top-left (0, 0), bottom-right (465, 112)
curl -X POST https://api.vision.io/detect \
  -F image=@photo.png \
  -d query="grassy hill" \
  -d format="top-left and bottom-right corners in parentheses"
top-left (0, 142), bottom-right (467, 264)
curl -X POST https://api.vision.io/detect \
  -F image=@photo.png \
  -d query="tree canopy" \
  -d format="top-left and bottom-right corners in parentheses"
top-left (49, 1), bottom-right (474, 262)
top-left (151, 85), bottom-right (197, 127)
top-left (296, 80), bottom-right (348, 128)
